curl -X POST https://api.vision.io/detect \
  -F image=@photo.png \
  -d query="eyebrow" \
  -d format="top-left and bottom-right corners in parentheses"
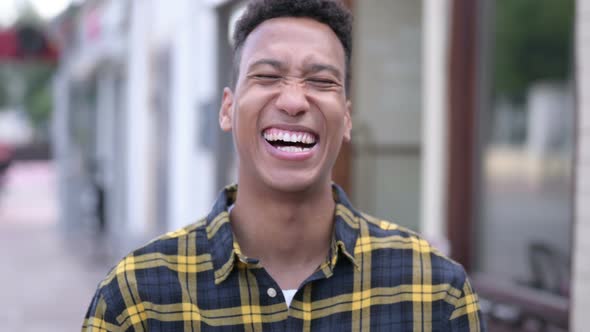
top-left (304, 63), bottom-right (343, 81)
top-left (247, 59), bottom-right (286, 72)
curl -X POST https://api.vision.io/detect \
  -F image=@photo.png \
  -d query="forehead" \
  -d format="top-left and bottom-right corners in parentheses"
top-left (239, 17), bottom-right (346, 73)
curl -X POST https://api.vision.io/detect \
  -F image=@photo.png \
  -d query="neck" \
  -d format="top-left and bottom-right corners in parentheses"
top-left (230, 177), bottom-right (335, 289)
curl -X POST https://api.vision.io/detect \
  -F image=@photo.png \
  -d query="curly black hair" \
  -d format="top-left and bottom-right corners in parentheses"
top-left (232, 0), bottom-right (353, 93)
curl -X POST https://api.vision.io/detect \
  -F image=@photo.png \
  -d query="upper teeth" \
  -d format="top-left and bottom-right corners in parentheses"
top-left (263, 129), bottom-right (316, 144)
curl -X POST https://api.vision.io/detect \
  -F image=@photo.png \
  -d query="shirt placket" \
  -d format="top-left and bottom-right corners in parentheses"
top-left (236, 255), bottom-right (291, 330)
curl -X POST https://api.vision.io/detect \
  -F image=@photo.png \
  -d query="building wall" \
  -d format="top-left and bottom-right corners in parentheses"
top-left (572, 1), bottom-right (590, 329)
top-left (351, 0), bottom-right (422, 231)
top-left (421, 0), bottom-right (450, 249)
top-left (167, 0), bottom-right (217, 231)
top-left (125, 0), bottom-right (154, 234)
top-left (52, 0), bottom-right (130, 235)
top-left (125, 0), bottom-right (219, 235)
top-left (52, 0), bottom-right (220, 247)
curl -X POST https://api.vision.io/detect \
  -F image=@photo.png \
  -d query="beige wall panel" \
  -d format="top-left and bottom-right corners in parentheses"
top-left (351, 0), bottom-right (423, 231)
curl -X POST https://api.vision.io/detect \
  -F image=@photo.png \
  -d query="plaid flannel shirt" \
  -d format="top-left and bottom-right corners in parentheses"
top-left (83, 184), bottom-right (485, 331)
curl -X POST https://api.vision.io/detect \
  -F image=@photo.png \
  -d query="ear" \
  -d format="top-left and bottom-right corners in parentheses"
top-left (343, 100), bottom-right (352, 142)
top-left (219, 87), bottom-right (234, 132)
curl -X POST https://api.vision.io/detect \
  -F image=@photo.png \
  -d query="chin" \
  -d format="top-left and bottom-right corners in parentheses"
top-left (262, 171), bottom-right (327, 194)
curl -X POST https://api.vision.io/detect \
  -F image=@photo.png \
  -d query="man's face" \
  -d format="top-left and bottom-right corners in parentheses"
top-left (219, 17), bottom-right (352, 193)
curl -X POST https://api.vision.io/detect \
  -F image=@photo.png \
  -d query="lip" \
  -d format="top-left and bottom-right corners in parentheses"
top-left (262, 137), bottom-right (318, 161)
top-left (261, 124), bottom-right (319, 162)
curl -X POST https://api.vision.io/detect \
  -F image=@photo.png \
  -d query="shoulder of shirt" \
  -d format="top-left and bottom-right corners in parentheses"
top-left (134, 217), bottom-right (209, 254)
top-left (356, 210), bottom-right (465, 271)
top-left (95, 217), bottom-right (208, 290)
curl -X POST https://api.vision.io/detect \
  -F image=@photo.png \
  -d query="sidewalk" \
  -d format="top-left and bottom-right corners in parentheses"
top-left (0, 161), bottom-right (113, 331)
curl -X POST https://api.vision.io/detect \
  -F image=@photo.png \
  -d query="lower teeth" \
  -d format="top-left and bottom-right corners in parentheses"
top-left (277, 146), bottom-right (311, 153)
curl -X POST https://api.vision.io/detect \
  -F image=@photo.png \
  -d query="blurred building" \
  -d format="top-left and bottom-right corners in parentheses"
top-left (51, 0), bottom-right (220, 249)
top-left (50, 0), bottom-right (588, 330)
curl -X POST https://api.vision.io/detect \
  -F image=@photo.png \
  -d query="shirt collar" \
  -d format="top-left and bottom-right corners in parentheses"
top-left (206, 183), bottom-right (361, 285)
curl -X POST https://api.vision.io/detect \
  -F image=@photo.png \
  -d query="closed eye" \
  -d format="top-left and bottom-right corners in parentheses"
top-left (252, 74), bottom-right (282, 81)
top-left (306, 78), bottom-right (340, 88)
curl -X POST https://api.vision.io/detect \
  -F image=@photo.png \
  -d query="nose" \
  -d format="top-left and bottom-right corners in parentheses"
top-left (275, 81), bottom-right (310, 117)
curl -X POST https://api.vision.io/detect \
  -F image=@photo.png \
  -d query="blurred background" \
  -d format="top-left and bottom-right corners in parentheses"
top-left (0, 0), bottom-right (588, 331)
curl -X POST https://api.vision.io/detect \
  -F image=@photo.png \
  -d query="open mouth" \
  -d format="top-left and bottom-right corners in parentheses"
top-left (262, 127), bottom-right (318, 153)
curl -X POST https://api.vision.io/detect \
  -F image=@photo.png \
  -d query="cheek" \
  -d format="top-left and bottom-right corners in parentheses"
top-left (316, 100), bottom-right (349, 135)
top-left (233, 94), bottom-right (268, 142)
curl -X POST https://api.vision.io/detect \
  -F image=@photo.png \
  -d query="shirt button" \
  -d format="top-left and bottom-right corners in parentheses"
top-left (267, 287), bottom-right (277, 298)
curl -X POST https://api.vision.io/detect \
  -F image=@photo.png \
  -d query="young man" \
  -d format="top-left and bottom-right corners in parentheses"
top-left (83, 0), bottom-right (485, 330)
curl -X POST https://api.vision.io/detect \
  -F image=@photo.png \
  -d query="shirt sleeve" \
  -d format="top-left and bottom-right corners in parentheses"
top-left (447, 275), bottom-right (487, 331)
top-left (82, 288), bottom-right (122, 332)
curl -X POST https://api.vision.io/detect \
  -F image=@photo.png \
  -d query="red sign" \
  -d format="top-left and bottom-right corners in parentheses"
top-left (0, 27), bottom-right (59, 62)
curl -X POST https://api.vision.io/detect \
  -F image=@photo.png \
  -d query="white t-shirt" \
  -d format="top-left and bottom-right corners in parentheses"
top-left (282, 289), bottom-right (297, 307)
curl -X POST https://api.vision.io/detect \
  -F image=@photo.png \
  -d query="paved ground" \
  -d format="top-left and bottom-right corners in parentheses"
top-left (0, 161), bottom-right (113, 331)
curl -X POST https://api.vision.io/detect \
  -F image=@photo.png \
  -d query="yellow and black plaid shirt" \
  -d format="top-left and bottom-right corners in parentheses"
top-left (83, 184), bottom-right (485, 331)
